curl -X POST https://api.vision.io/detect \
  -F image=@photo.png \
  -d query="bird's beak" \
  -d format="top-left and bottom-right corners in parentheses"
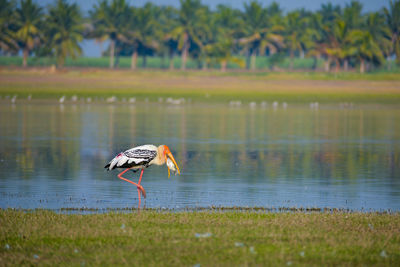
top-left (166, 152), bottom-right (180, 178)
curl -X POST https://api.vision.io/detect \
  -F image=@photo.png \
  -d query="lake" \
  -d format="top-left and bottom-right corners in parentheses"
top-left (0, 101), bottom-right (399, 211)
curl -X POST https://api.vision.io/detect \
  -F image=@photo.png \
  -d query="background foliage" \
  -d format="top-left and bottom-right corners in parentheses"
top-left (1, 0), bottom-right (400, 72)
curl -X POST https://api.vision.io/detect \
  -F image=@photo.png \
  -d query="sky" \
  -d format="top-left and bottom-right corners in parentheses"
top-left (34, 0), bottom-right (390, 57)
top-left (36, 0), bottom-right (389, 13)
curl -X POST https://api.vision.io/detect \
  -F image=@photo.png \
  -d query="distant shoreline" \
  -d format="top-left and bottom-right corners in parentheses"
top-left (1, 68), bottom-right (400, 104)
top-left (1, 56), bottom-right (399, 73)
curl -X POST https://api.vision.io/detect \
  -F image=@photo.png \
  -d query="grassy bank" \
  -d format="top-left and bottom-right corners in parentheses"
top-left (0, 210), bottom-right (399, 266)
top-left (1, 69), bottom-right (400, 103)
top-left (1, 56), bottom-right (399, 73)
top-left (0, 56), bottom-right (329, 70)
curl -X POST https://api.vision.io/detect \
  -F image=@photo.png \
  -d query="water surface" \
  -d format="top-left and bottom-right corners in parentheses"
top-left (0, 101), bottom-right (399, 211)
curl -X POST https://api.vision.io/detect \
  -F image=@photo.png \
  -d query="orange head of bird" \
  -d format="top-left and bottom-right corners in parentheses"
top-left (163, 145), bottom-right (180, 178)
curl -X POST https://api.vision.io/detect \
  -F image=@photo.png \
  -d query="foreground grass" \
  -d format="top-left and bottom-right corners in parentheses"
top-left (0, 210), bottom-right (399, 266)
top-left (1, 68), bottom-right (400, 103)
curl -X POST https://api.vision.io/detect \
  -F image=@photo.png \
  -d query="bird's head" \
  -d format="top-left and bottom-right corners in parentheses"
top-left (163, 145), bottom-right (180, 178)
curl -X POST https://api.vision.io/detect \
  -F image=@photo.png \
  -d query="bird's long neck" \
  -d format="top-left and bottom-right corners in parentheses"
top-left (153, 145), bottom-right (166, 166)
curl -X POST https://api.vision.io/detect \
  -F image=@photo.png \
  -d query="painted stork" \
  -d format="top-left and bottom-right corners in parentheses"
top-left (104, 144), bottom-right (180, 207)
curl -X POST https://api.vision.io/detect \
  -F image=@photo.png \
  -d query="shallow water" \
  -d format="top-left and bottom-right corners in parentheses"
top-left (0, 101), bottom-right (399, 211)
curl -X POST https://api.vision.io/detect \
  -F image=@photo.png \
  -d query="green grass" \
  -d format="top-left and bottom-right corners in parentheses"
top-left (1, 56), bottom-right (400, 72)
top-left (1, 56), bottom-right (319, 70)
top-left (1, 69), bottom-right (400, 103)
top-left (0, 209), bottom-right (399, 266)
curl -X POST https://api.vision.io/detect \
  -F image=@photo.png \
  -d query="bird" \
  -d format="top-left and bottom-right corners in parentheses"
top-left (104, 144), bottom-right (180, 208)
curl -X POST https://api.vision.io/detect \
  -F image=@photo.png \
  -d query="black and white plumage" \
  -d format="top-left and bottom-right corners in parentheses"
top-left (104, 144), bottom-right (181, 208)
top-left (105, 145), bottom-right (158, 171)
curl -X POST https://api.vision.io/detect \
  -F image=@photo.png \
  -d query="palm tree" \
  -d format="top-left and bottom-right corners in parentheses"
top-left (208, 5), bottom-right (244, 71)
top-left (192, 6), bottom-right (213, 70)
top-left (46, 0), bottom-right (83, 67)
top-left (204, 37), bottom-right (244, 71)
top-left (365, 12), bottom-right (391, 66)
top-left (351, 30), bottom-right (384, 73)
top-left (319, 3), bottom-right (342, 26)
top-left (128, 3), bottom-right (159, 70)
top-left (0, 0), bottom-right (17, 54)
top-left (285, 10), bottom-right (309, 70)
top-left (127, 7), bottom-right (141, 70)
top-left (314, 3), bottom-right (361, 72)
top-left (319, 2), bottom-right (362, 72)
top-left (342, 1), bottom-right (364, 70)
top-left (158, 6), bottom-right (179, 70)
top-left (300, 13), bottom-right (323, 70)
top-left (170, 0), bottom-right (207, 70)
top-left (325, 20), bottom-right (354, 72)
top-left (316, 3), bottom-right (342, 71)
top-left (343, 1), bottom-right (363, 29)
top-left (240, 1), bottom-right (284, 71)
top-left (90, 0), bottom-right (130, 68)
top-left (214, 4), bottom-right (243, 32)
top-left (383, 0), bottom-right (400, 65)
top-left (15, 0), bottom-right (43, 67)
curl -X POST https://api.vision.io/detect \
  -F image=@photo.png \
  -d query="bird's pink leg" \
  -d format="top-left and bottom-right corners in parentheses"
top-left (117, 169), bottom-right (146, 207)
top-left (137, 169), bottom-right (146, 198)
top-left (117, 169), bottom-right (141, 187)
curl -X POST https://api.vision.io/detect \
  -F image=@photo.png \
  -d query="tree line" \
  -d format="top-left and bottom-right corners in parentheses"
top-left (1, 0), bottom-right (400, 72)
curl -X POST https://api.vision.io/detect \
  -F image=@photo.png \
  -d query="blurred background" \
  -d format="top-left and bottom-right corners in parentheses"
top-left (0, 0), bottom-right (399, 72)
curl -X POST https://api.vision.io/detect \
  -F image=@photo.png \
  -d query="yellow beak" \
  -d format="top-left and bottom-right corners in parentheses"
top-left (166, 152), bottom-right (180, 178)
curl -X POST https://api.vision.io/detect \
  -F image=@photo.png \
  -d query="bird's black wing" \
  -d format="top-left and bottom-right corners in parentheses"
top-left (105, 146), bottom-right (157, 170)
top-left (124, 148), bottom-right (157, 164)
top-left (121, 147), bottom-right (157, 168)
